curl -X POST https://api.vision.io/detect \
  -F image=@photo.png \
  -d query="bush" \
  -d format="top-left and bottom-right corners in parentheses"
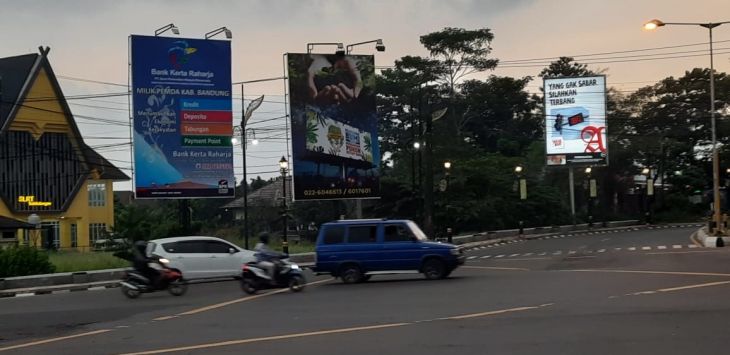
top-left (0, 246), bottom-right (55, 278)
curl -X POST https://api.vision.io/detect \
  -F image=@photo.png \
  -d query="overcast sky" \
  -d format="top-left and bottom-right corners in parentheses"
top-left (1, 0), bottom-right (729, 191)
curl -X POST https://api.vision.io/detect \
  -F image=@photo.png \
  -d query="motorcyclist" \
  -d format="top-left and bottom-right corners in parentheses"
top-left (131, 240), bottom-right (160, 287)
top-left (254, 233), bottom-right (283, 282)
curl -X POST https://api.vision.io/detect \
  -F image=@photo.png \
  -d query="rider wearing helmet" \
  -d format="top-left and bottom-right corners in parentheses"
top-left (254, 232), bottom-right (281, 282)
top-left (132, 240), bottom-right (160, 287)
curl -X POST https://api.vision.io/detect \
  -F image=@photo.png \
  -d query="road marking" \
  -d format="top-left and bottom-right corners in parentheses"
top-left (463, 265), bottom-right (530, 271)
top-left (568, 251), bottom-right (576, 254)
top-left (480, 255), bottom-right (492, 259)
top-left (657, 246), bottom-right (667, 250)
top-left (120, 304), bottom-right (552, 355)
top-left (15, 293), bottom-right (34, 297)
top-left (538, 252), bottom-right (547, 256)
top-left (673, 245), bottom-right (682, 249)
top-left (641, 246), bottom-right (651, 250)
top-left (562, 269), bottom-right (730, 278)
top-left (494, 257), bottom-right (551, 261)
top-left (0, 329), bottom-right (113, 352)
top-left (566, 256), bottom-right (596, 259)
top-left (626, 280), bottom-right (730, 296)
top-left (509, 254), bottom-right (520, 257)
top-left (614, 248), bottom-right (622, 251)
top-left (495, 255), bottom-right (505, 258)
top-left (153, 316), bottom-right (179, 321)
top-left (598, 249), bottom-right (606, 253)
top-left (467, 256), bottom-right (477, 260)
top-left (688, 244), bottom-right (699, 248)
top-left (628, 247), bottom-right (636, 251)
top-left (601, 238), bottom-right (611, 242)
top-left (523, 253), bottom-right (533, 256)
top-left (176, 279), bottom-right (331, 316)
top-left (647, 250), bottom-right (727, 255)
top-left (552, 251), bottom-right (562, 255)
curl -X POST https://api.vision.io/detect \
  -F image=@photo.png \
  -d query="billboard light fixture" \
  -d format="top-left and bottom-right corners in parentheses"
top-left (206, 26), bottom-right (232, 40)
top-left (346, 39), bottom-right (386, 54)
top-left (155, 23), bottom-right (179, 36)
top-left (306, 42), bottom-right (345, 54)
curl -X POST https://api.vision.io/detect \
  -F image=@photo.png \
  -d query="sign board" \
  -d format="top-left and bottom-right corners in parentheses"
top-left (544, 76), bottom-right (608, 167)
top-left (130, 35), bottom-right (234, 198)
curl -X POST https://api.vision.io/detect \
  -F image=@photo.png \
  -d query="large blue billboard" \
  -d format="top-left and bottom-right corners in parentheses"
top-left (131, 35), bottom-right (234, 198)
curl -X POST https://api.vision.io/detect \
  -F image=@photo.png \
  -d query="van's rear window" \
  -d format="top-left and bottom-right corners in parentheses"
top-left (322, 226), bottom-right (345, 244)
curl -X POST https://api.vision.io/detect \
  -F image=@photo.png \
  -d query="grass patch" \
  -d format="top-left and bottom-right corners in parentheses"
top-left (48, 251), bottom-right (130, 273)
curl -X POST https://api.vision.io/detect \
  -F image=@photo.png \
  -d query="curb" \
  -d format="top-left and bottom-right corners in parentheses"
top-left (0, 262), bottom-right (318, 299)
top-left (460, 223), bottom-right (704, 252)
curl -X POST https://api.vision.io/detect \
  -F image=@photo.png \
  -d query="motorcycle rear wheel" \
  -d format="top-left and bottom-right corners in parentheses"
top-left (168, 279), bottom-right (188, 296)
top-left (241, 277), bottom-right (258, 295)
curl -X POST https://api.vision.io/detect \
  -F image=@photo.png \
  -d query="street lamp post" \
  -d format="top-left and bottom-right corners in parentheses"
top-left (585, 167), bottom-right (595, 228)
top-left (515, 166), bottom-right (526, 235)
top-left (643, 167), bottom-right (654, 225)
top-left (644, 19), bottom-right (730, 234)
top-left (279, 156), bottom-right (289, 254)
top-left (443, 161), bottom-right (452, 243)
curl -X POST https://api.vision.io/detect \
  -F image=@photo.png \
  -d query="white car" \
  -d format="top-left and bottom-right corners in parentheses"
top-left (146, 236), bottom-right (256, 280)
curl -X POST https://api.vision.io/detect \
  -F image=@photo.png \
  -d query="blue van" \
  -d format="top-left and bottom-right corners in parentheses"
top-left (314, 219), bottom-right (465, 283)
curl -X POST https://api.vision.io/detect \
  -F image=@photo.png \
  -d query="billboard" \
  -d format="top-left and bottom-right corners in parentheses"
top-left (287, 53), bottom-right (380, 200)
top-left (131, 35), bottom-right (234, 198)
top-left (544, 75), bottom-right (608, 166)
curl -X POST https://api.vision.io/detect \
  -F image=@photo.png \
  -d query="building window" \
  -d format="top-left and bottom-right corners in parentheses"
top-left (70, 223), bottom-right (78, 248)
top-left (88, 182), bottom-right (106, 207)
top-left (89, 223), bottom-right (107, 246)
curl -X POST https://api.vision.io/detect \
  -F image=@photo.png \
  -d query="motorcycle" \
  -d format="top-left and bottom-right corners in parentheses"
top-left (240, 258), bottom-right (306, 294)
top-left (120, 257), bottom-right (187, 299)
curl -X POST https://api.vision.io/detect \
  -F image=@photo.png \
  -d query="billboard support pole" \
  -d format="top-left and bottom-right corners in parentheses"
top-left (569, 167), bottom-right (576, 225)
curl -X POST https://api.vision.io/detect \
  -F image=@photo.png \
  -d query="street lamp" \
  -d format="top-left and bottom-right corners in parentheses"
top-left (27, 214), bottom-right (41, 248)
top-left (306, 42), bottom-right (345, 55)
top-left (205, 26), bottom-right (232, 39)
top-left (515, 166), bottom-right (526, 235)
top-left (642, 167), bottom-right (654, 224)
top-left (346, 39), bottom-right (386, 54)
top-left (586, 167), bottom-right (596, 228)
top-left (442, 161), bottom-right (452, 243)
top-left (279, 156), bottom-right (289, 254)
top-left (644, 18), bottom-right (730, 234)
top-left (154, 23), bottom-right (179, 36)
top-left (232, 126), bottom-right (259, 249)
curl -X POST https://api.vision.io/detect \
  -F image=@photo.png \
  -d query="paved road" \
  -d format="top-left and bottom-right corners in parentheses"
top-left (3, 225), bottom-right (730, 354)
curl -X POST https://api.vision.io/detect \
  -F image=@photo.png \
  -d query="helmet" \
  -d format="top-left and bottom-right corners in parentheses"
top-left (258, 232), bottom-right (270, 244)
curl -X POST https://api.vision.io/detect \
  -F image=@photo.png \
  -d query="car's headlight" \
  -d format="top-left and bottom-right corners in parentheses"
top-left (159, 258), bottom-right (170, 264)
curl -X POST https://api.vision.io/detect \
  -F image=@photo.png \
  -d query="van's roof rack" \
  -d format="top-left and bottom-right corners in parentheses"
top-left (334, 218), bottom-right (389, 222)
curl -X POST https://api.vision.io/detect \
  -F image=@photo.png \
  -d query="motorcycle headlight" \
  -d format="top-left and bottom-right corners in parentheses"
top-left (159, 258), bottom-right (170, 264)
top-left (291, 264), bottom-right (301, 270)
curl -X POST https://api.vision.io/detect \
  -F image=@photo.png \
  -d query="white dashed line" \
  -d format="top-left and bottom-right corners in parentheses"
top-left (467, 256), bottom-right (477, 260)
top-left (628, 247), bottom-right (636, 251)
top-left (523, 253), bottom-right (533, 256)
top-left (673, 245), bottom-right (682, 249)
top-left (481, 255), bottom-right (492, 259)
top-left (614, 248), bottom-right (622, 251)
top-left (509, 254), bottom-right (520, 257)
top-left (495, 255), bottom-right (505, 258)
top-left (568, 251), bottom-right (577, 255)
top-left (553, 251), bottom-right (562, 255)
top-left (15, 293), bottom-right (35, 297)
top-left (657, 246), bottom-right (667, 250)
top-left (598, 249), bottom-right (606, 253)
top-left (538, 252), bottom-right (547, 256)
top-left (641, 247), bottom-right (651, 251)
top-left (688, 245), bottom-right (699, 249)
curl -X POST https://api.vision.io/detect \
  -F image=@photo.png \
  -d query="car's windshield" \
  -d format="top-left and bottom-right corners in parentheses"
top-left (406, 221), bottom-right (428, 241)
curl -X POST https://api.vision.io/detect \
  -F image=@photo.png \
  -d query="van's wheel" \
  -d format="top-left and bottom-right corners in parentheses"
top-left (422, 259), bottom-right (446, 280)
top-left (340, 265), bottom-right (363, 284)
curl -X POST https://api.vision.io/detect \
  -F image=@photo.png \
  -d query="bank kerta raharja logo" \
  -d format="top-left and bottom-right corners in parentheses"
top-left (168, 40), bottom-right (197, 69)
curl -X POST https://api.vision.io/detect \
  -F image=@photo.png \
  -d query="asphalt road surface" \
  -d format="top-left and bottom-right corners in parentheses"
top-left (2, 225), bottom-right (730, 354)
